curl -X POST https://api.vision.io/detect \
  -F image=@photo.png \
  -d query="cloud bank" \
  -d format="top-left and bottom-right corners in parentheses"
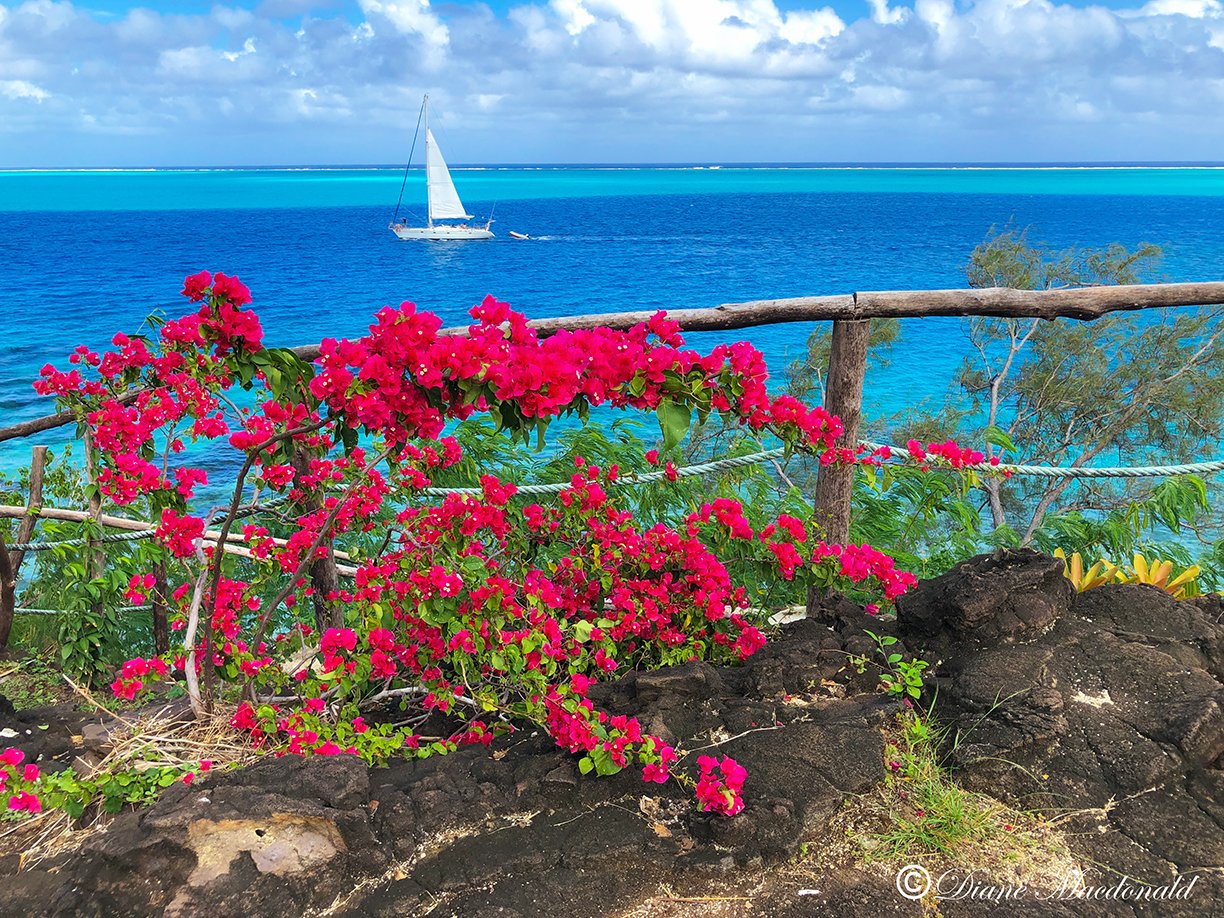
top-left (0, 0), bottom-right (1222, 165)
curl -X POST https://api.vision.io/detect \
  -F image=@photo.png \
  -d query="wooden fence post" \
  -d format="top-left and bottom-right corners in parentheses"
top-left (0, 534), bottom-right (14, 649)
top-left (9, 445), bottom-right (47, 582)
top-left (84, 433), bottom-right (106, 622)
top-left (0, 445), bottom-right (48, 648)
top-left (808, 319), bottom-right (870, 616)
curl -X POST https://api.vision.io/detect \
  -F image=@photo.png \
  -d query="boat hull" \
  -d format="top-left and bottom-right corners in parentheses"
top-left (391, 224), bottom-right (494, 241)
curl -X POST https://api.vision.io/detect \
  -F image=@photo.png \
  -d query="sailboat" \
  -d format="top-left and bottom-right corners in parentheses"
top-left (390, 95), bottom-right (493, 241)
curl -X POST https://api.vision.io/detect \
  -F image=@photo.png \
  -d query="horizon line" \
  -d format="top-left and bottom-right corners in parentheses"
top-left (4, 160), bottom-right (1224, 173)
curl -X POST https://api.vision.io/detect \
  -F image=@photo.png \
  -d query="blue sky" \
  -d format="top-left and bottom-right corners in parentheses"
top-left (2, 0), bottom-right (1223, 166)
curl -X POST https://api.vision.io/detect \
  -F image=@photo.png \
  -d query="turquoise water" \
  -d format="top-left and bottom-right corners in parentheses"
top-left (3, 165), bottom-right (1224, 212)
top-left (2, 165), bottom-right (1223, 474)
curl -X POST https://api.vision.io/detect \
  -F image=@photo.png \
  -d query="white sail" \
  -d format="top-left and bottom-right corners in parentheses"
top-left (425, 129), bottom-right (472, 221)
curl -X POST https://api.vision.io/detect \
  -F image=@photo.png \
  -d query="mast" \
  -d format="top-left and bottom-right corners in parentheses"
top-left (423, 95), bottom-right (432, 228)
top-left (391, 95), bottom-right (426, 225)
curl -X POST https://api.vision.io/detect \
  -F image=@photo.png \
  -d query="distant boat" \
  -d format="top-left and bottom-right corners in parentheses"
top-left (508, 231), bottom-right (529, 240)
top-left (390, 95), bottom-right (493, 241)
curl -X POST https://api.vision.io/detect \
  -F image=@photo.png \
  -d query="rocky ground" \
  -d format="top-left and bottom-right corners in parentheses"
top-left (1, 549), bottom-right (1221, 917)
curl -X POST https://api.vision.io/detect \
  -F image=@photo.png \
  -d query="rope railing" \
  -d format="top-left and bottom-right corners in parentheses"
top-left (9, 528), bottom-right (158, 552)
top-left (15, 605), bottom-right (151, 617)
top-left (8, 443), bottom-right (1223, 558)
top-left (10, 441), bottom-right (1224, 617)
top-left (860, 443), bottom-right (1224, 480)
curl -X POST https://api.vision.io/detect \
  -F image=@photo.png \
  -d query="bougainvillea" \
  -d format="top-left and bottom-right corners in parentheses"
top-left (695, 754), bottom-right (747, 816)
top-left (1, 748), bottom-right (42, 813)
top-left (26, 272), bottom-right (986, 819)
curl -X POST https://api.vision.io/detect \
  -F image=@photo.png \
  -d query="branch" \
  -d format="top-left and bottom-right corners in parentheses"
top-left (249, 444), bottom-right (394, 649)
top-left (204, 417), bottom-right (331, 640)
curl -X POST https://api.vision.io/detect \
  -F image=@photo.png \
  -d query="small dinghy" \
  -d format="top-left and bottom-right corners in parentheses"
top-left (508, 231), bottom-right (530, 240)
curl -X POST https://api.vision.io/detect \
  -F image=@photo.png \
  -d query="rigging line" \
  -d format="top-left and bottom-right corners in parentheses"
top-left (392, 96), bottom-right (427, 223)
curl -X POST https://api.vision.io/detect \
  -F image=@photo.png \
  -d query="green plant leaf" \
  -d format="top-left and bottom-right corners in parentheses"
top-left (655, 399), bottom-right (692, 451)
top-left (983, 425), bottom-right (1016, 454)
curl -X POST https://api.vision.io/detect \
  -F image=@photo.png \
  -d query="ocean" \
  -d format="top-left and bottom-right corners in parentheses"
top-left (2, 165), bottom-right (1223, 473)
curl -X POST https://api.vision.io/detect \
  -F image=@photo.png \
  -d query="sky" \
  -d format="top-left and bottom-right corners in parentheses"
top-left (0, 0), bottom-right (1222, 166)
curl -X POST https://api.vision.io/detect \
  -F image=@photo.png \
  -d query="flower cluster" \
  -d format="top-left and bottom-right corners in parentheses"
top-left (695, 755), bottom-right (747, 816)
top-left (110, 656), bottom-right (169, 701)
top-left (309, 295), bottom-right (844, 452)
top-left (33, 270), bottom-right (266, 510)
top-left (812, 542), bottom-right (918, 600)
top-left (905, 438), bottom-right (993, 470)
top-left (1, 748), bottom-right (42, 814)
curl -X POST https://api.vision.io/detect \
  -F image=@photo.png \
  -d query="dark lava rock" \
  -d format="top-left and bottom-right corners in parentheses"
top-left (1, 622), bottom-right (901, 918)
top-left (4, 552), bottom-right (1222, 917)
top-left (901, 555), bottom-right (1224, 916)
top-left (897, 547), bottom-right (1072, 646)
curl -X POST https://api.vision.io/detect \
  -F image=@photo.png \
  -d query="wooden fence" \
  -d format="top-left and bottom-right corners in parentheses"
top-left (3, 280), bottom-right (1224, 636)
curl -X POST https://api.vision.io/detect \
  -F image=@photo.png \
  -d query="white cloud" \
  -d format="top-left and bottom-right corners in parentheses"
top-left (1135, 0), bottom-right (1222, 17)
top-left (865, 0), bottom-right (908, 26)
top-left (551, 0), bottom-right (596, 36)
top-left (359, 0), bottom-right (449, 49)
top-left (780, 8), bottom-right (845, 44)
top-left (0, 78), bottom-right (49, 101)
top-left (223, 37), bottom-right (257, 62)
top-left (13, 0), bottom-right (76, 31)
top-left (538, 0), bottom-right (844, 68)
top-left (0, 0), bottom-right (1223, 165)
top-left (157, 43), bottom-right (264, 83)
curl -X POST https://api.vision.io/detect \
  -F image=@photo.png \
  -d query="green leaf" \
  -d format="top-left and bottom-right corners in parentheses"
top-left (983, 425), bottom-right (1016, 454)
top-left (655, 399), bottom-right (692, 451)
top-left (578, 756), bottom-right (594, 775)
top-left (590, 745), bottom-right (623, 776)
top-left (337, 425), bottom-right (359, 455)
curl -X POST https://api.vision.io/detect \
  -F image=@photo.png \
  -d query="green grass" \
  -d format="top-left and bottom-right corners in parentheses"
top-left (0, 656), bottom-right (76, 710)
top-left (836, 708), bottom-right (1078, 890)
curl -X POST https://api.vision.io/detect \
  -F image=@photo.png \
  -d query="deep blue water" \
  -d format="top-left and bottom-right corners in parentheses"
top-left (2, 167), bottom-right (1223, 472)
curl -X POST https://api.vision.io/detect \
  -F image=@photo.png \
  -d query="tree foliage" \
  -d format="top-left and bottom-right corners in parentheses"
top-left (957, 224), bottom-right (1224, 542)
